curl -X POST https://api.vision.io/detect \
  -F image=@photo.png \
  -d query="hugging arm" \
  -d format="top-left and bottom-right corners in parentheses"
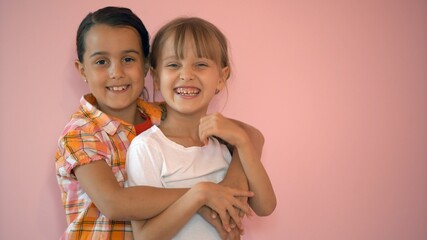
top-left (70, 118), bottom-right (260, 239)
top-left (74, 160), bottom-right (187, 220)
top-left (71, 140), bottom-right (252, 240)
top-left (200, 113), bottom-right (277, 216)
top-left (130, 182), bottom-right (253, 240)
top-left (58, 129), bottom-right (188, 221)
top-left (126, 138), bottom-right (254, 240)
top-left (198, 119), bottom-right (267, 239)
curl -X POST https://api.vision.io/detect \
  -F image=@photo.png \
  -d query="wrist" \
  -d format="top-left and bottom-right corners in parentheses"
top-left (192, 182), bottom-right (209, 205)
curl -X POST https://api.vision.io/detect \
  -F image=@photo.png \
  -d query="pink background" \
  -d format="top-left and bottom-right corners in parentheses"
top-left (1, 0), bottom-right (426, 239)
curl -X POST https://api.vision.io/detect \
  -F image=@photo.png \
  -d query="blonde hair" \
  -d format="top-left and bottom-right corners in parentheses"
top-left (150, 17), bottom-right (231, 79)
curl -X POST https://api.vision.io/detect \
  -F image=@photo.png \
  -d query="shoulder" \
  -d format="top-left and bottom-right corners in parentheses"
top-left (126, 127), bottom-right (164, 177)
top-left (130, 125), bottom-right (162, 148)
top-left (57, 111), bottom-right (108, 162)
top-left (60, 94), bottom-right (106, 136)
top-left (56, 116), bottom-right (110, 177)
top-left (58, 110), bottom-right (104, 145)
top-left (127, 126), bottom-right (166, 164)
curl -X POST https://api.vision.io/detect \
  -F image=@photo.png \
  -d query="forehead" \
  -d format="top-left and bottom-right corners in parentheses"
top-left (161, 33), bottom-right (195, 57)
top-left (84, 24), bottom-right (142, 56)
top-left (160, 30), bottom-right (221, 61)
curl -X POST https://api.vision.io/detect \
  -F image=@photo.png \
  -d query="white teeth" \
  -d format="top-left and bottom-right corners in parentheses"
top-left (175, 87), bottom-right (200, 95)
top-left (109, 86), bottom-right (127, 91)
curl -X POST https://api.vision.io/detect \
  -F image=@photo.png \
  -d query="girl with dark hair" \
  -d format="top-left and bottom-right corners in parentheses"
top-left (55, 6), bottom-right (259, 239)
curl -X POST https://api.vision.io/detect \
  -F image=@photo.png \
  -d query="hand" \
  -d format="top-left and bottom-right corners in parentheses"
top-left (198, 206), bottom-right (229, 239)
top-left (199, 113), bottom-right (249, 147)
top-left (219, 184), bottom-right (249, 221)
top-left (226, 226), bottom-right (242, 240)
top-left (199, 207), bottom-right (243, 240)
top-left (193, 182), bottom-right (253, 232)
top-left (220, 149), bottom-right (250, 220)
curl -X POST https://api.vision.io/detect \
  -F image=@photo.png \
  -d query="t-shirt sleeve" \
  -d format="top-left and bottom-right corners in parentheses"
top-left (56, 129), bottom-right (109, 178)
top-left (125, 137), bottom-right (163, 188)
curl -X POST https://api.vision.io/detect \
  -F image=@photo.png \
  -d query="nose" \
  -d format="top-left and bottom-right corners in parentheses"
top-left (109, 61), bottom-right (125, 80)
top-left (179, 65), bottom-right (194, 81)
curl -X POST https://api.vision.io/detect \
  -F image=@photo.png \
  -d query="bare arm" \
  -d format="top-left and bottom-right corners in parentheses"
top-left (127, 119), bottom-right (259, 239)
top-left (74, 160), bottom-right (187, 220)
top-left (220, 146), bottom-right (248, 192)
top-left (199, 119), bottom-right (265, 239)
top-left (197, 151), bottom-right (248, 240)
top-left (199, 113), bottom-right (277, 216)
top-left (213, 118), bottom-right (264, 195)
top-left (230, 118), bottom-right (265, 159)
top-left (197, 119), bottom-right (263, 239)
top-left (72, 120), bottom-right (257, 223)
top-left (233, 132), bottom-right (276, 216)
top-left (130, 182), bottom-right (253, 240)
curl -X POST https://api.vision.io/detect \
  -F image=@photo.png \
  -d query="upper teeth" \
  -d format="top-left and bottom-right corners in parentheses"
top-left (176, 87), bottom-right (200, 95)
top-left (110, 86), bottom-right (127, 91)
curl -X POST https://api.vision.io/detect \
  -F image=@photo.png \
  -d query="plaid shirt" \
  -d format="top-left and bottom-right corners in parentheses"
top-left (55, 94), bottom-right (162, 240)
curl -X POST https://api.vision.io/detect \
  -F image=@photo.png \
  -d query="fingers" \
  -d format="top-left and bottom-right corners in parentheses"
top-left (216, 198), bottom-right (251, 232)
top-left (196, 182), bottom-right (253, 231)
top-left (211, 210), bottom-right (218, 219)
top-left (198, 120), bottom-right (213, 145)
top-left (237, 196), bottom-right (248, 218)
top-left (233, 189), bottom-right (254, 198)
top-left (210, 209), bottom-right (245, 238)
top-left (230, 197), bottom-right (253, 218)
top-left (216, 209), bottom-right (232, 232)
top-left (229, 217), bottom-right (236, 229)
top-left (238, 209), bottom-right (245, 218)
top-left (199, 113), bottom-right (225, 144)
top-left (210, 212), bottom-right (229, 239)
top-left (213, 215), bottom-right (229, 240)
top-left (227, 224), bottom-right (243, 240)
top-left (227, 205), bottom-right (243, 230)
top-left (198, 206), bottom-right (229, 239)
top-left (224, 187), bottom-right (254, 217)
top-left (199, 113), bottom-right (247, 147)
top-left (213, 201), bottom-right (243, 232)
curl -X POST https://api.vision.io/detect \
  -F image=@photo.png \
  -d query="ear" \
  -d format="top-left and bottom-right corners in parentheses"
top-left (144, 62), bottom-right (150, 77)
top-left (216, 66), bottom-right (230, 91)
top-left (75, 60), bottom-right (86, 80)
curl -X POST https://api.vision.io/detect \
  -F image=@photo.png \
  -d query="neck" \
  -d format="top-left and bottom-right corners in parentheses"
top-left (159, 107), bottom-right (205, 146)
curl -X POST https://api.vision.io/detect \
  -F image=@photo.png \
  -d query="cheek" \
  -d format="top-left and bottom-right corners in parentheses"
top-left (159, 81), bottom-right (168, 92)
top-left (159, 81), bottom-right (175, 97)
top-left (129, 68), bottom-right (145, 82)
top-left (86, 68), bottom-right (107, 81)
top-left (158, 73), bottom-right (174, 88)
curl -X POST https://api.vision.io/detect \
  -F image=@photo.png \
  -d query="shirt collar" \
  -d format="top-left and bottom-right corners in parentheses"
top-left (80, 94), bottom-right (163, 136)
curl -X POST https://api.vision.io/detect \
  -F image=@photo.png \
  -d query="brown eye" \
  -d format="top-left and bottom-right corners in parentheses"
top-left (123, 57), bottom-right (135, 63)
top-left (95, 59), bottom-right (107, 65)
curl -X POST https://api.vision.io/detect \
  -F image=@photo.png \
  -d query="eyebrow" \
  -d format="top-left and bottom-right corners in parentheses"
top-left (89, 49), bottom-right (141, 58)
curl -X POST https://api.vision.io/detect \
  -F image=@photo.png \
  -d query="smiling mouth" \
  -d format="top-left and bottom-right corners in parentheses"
top-left (175, 87), bottom-right (200, 96)
top-left (107, 85), bottom-right (129, 91)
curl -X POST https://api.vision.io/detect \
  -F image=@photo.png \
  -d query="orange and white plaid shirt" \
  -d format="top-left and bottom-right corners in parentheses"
top-left (55, 94), bottom-right (162, 240)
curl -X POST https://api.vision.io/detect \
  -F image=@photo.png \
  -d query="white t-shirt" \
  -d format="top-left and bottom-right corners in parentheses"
top-left (126, 125), bottom-right (232, 240)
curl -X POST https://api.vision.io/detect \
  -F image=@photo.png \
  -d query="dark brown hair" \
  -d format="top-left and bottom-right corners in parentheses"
top-left (76, 6), bottom-right (150, 62)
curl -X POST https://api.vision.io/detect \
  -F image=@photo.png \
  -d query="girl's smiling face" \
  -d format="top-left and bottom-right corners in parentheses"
top-left (153, 35), bottom-right (229, 117)
top-left (76, 24), bottom-right (146, 118)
